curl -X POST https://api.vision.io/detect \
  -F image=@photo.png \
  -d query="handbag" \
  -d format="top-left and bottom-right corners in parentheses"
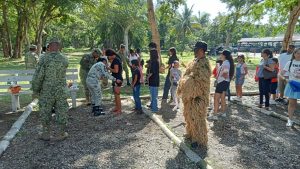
top-left (263, 69), bottom-right (277, 79)
top-left (263, 64), bottom-right (277, 79)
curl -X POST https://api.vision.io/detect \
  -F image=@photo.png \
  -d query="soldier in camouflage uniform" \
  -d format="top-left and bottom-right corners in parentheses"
top-left (79, 49), bottom-right (100, 105)
top-left (86, 58), bottom-right (121, 116)
top-left (25, 45), bottom-right (39, 69)
top-left (117, 44), bottom-right (130, 86)
top-left (32, 38), bottom-right (69, 141)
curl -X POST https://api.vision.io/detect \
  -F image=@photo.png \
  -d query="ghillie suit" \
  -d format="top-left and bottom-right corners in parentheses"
top-left (177, 57), bottom-right (211, 147)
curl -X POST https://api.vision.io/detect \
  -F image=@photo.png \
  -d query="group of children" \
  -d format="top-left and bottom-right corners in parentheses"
top-left (212, 54), bottom-right (282, 103)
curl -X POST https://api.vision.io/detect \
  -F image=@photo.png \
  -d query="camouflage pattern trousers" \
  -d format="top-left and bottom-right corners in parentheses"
top-left (39, 92), bottom-right (69, 129)
top-left (79, 68), bottom-right (90, 100)
top-left (86, 77), bottom-right (102, 106)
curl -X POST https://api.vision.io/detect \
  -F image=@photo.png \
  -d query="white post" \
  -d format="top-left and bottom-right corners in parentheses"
top-left (16, 94), bottom-right (20, 110)
top-left (10, 94), bottom-right (19, 112)
top-left (70, 90), bottom-right (77, 108)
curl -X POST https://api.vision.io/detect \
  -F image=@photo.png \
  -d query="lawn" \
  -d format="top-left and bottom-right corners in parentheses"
top-left (0, 49), bottom-right (260, 112)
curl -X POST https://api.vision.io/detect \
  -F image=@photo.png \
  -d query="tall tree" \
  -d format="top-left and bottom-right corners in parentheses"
top-left (282, 1), bottom-right (300, 49)
top-left (252, 0), bottom-right (300, 50)
top-left (147, 0), bottom-right (161, 60)
top-left (221, 0), bottom-right (261, 47)
top-left (13, 0), bottom-right (29, 58)
top-left (31, 0), bottom-right (81, 54)
top-left (176, 4), bottom-right (193, 53)
top-left (1, 0), bottom-right (13, 58)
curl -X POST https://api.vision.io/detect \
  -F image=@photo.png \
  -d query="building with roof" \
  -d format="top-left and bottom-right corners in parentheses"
top-left (237, 34), bottom-right (300, 52)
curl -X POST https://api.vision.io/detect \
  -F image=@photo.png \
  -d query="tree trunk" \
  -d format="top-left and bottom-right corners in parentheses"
top-left (282, 2), bottom-right (300, 50)
top-left (35, 19), bottom-right (46, 55)
top-left (13, 9), bottom-right (26, 59)
top-left (124, 25), bottom-right (131, 56)
top-left (147, 0), bottom-right (161, 63)
top-left (225, 31), bottom-right (232, 48)
top-left (1, 0), bottom-right (12, 58)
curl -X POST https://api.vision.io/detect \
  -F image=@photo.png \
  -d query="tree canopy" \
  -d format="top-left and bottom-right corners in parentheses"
top-left (1, 0), bottom-right (300, 58)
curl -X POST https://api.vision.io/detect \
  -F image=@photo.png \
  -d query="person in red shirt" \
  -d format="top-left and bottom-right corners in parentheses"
top-left (270, 58), bottom-right (279, 105)
top-left (212, 60), bottom-right (223, 78)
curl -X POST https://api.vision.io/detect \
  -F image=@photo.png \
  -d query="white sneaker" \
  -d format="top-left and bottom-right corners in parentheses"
top-left (286, 119), bottom-right (293, 127)
top-left (220, 113), bottom-right (227, 117)
top-left (269, 100), bottom-right (277, 105)
top-left (233, 97), bottom-right (241, 102)
top-left (170, 102), bottom-right (176, 106)
top-left (208, 114), bottom-right (218, 120)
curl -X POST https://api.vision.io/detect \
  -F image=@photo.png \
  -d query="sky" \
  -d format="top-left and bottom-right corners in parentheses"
top-left (185, 0), bottom-right (227, 19)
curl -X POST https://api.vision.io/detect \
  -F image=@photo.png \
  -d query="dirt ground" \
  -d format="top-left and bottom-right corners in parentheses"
top-left (157, 96), bottom-right (300, 169)
top-left (1, 69), bottom-right (300, 169)
top-left (0, 100), bottom-right (199, 169)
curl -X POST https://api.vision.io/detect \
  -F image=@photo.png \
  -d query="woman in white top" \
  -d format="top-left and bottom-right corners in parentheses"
top-left (279, 48), bottom-right (300, 127)
top-left (128, 49), bottom-right (139, 67)
top-left (209, 50), bottom-right (234, 120)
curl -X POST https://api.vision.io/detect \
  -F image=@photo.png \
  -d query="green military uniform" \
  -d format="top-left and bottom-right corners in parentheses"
top-left (32, 49), bottom-right (69, 139)
top-left (117, 50), bottom-right (130, 85)
top-left (79, 53), bottom-right (96, 103)
top-left (25, 45), bottom-right (39, 69)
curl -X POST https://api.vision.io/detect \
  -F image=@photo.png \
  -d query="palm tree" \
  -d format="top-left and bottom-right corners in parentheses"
top-left (176, 4), bottom-right (193, 54)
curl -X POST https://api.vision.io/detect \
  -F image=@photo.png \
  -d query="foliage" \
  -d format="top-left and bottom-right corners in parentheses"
top-left (1, 0), bottom-right (300, 59)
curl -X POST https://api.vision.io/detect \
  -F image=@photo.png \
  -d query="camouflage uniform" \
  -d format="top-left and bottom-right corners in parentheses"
top-left (79, 54), bottom-right (96, 102)
top-left (117, 51), bottom-right (130, 85)
top-left (25, 51), bottom-right (39, 69)
top-left (86, 62), bottom-right (117, 114)
top-left (32, 51), bottom-right (69, 135)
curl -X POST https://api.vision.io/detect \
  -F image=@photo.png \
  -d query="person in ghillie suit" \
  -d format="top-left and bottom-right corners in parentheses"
top-left (32, 37), bottom-right (69, 141)
top-left (177, 41), bottom-right (211, 148)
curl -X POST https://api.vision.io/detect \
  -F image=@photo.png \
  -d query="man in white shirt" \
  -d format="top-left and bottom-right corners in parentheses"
top-left (277, 45), bottom-right (295, 102)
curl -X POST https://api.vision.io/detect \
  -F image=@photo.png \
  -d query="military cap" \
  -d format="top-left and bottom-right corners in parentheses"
top-left (194, 41), bottom-right (208, 52)
top-left (30, 44), bottom-right (37, 49)
top-left (92, 48), bottom-right (102, 55)
top-left (48, 37), bottom-right (61, 44)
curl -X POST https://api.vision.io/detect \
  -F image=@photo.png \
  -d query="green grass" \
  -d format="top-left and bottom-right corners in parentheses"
top-left (0, 49), bottom-right (259, 112)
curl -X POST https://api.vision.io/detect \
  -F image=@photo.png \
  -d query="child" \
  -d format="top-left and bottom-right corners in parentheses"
top-left (212, 60), bottom-right (223, 78)
top-left (270, 58), bottom-right (279, 104)
top-left (131, 60), bottom-right (143, 114)
top-left (234, 54), bottom-right (248, 102)
top-left (169, 61), bottom-right (182, 111)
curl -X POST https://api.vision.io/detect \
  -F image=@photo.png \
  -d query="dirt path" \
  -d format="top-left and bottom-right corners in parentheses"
top-left (156, 97), bottom-right (300, 169)
top-left (0, 100), bottom-right (198, 169)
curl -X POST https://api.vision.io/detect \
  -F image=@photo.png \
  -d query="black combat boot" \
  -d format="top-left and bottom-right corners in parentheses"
top-left (94, 106), bottom-right (105, 116)
top-left (91, 104), bottom-right (95, 113)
